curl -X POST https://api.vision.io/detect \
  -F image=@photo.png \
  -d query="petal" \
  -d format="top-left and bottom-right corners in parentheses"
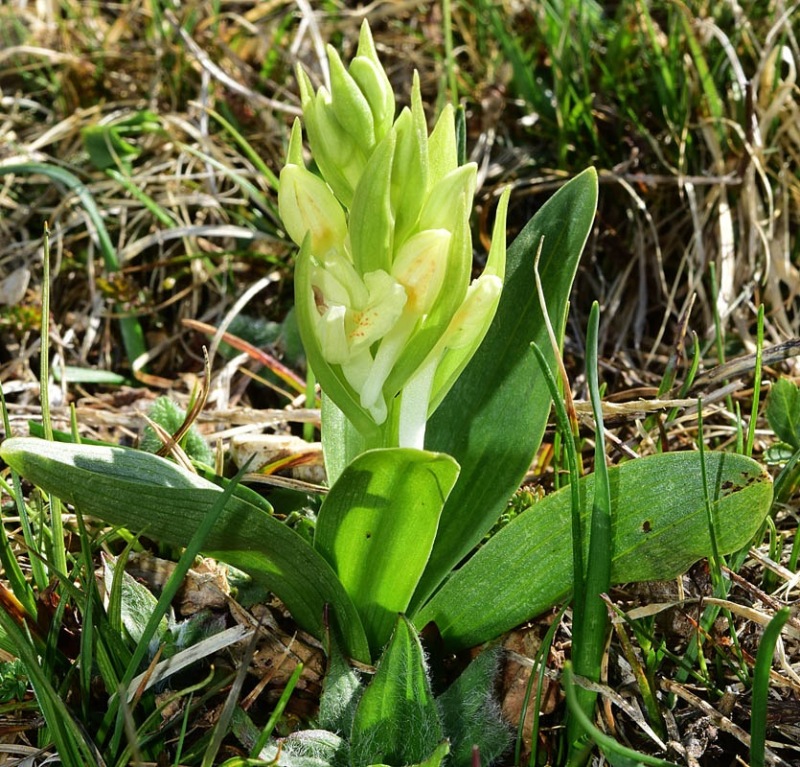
top-left (359, 315), bottom-right (416, 424)
top-left (316, 252), bottom-right (369, 308)
top-left (317, 304), bottom-right (350, 364)
top-left (391, 229), bottom-right (451, 315)
top-left (349, 270), bottom-right (407, 352)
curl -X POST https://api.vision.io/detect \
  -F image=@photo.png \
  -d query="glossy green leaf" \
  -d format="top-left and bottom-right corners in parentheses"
top-left (413, 168), bottom-right (598, 611)
top-left (416, 451), bottom-right (772, 650)
top-left (766, 378), bottom-right (800, 449)
top-left (0, 438), bottom-right (370, 662)
top-left (351, 616), bottom-right (443, 767)
top-left (315, 449), bottom-right (459, 656)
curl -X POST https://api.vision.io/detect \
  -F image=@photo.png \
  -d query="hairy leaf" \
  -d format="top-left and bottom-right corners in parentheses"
top-left (351, 616), bottom-right (443, 767)
top-left (437, 647), bottom-right (511, 766)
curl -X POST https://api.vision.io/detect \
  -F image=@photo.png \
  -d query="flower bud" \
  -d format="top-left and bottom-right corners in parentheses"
top-left (351, 20), bottom-right (394, 143)
top-left (278, 164), bottom-right (347, 256)
top-left (327, 45), bottom-right (376, 148)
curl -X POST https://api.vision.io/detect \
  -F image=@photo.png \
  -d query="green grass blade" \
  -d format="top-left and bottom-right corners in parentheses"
top-left (206, 108), bottom-right (279, 191)
top-left (563, 664), bottom-right (681, 767)
top-left (746, 305), bottom-right (765, 458)
top-left (568, 301), bottom-right (612, 755)
top-left (106, 169), bottom-right (178, 226)
top-left (0, 386), bottom-right (39, 612)
top-left (750, 607), bottom-right (790, 767)
top-left (40, 224), bottom-right (68, 580)
top-left (0, 611), bottom-right (101, 765)
top-left (0, 163), bottom-right (147, 366)
top-left (530, 341), bottom-right (584, 617)
top-left (250, 662), bottom-right (304, 759)
top-left (104, 462), bottom-right (250, 751)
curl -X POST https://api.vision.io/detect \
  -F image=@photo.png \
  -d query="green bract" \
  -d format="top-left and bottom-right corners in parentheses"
top-left (279, 21), bottom-right (510, 449)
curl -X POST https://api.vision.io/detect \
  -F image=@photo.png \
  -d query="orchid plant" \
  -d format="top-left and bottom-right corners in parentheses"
top-left (0, 20), bottom-right (774, 767)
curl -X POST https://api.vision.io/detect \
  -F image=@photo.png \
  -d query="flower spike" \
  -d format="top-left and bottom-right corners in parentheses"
top-left (279, 22), bottom-right (509, 448)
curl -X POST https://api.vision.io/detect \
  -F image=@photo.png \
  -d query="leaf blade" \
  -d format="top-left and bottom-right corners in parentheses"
top-left (416, 451), bottom-right (772, 650)
top-left (314, 448), bottom-right (459, 656)
top-left (350, 616), bottom-right (443, 767)
top-left (415, 168), bottom-right (598, 610)
top-left (1, 438), bottom-right (371, 662)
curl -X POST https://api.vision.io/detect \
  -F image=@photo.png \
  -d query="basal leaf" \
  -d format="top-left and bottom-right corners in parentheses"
top-left (1, 438), bottom-right (370, 662)
top-left (416, 451), bottom-right (771, 650)
top-left (315, 449), bottom-right (459, 656)
top-left (414, 168), bottom-right (598, 611)
top-left (351, 616), bottom-right (443, 767)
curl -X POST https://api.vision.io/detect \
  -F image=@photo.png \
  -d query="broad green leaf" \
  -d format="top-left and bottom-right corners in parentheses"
top-left (414, 168), bottom-right (598, 611)
top-left (315, 449), bottom-right (459, 656)
top-left (437, 647), bottom-right (511, 767)
top-left (1, 438), bottom-right (370, 662)
top-left (351, 616), bottom-right (443, 767)
top-left (416, 451), bottom-right (771, 650)
top-left (766, 378), bottom-right (800, 449)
